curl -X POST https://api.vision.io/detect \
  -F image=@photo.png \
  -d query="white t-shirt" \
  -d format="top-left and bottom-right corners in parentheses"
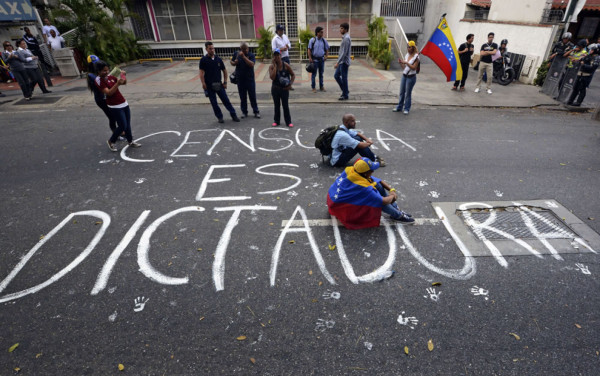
top-left (272, 34), bottom-right (291, 58)
top-left (42, 25), bottom-right (60, 37)
top-left (48, 35), bottom-right (64, 50)
top-left (403, 53), bottom-right (419, 75)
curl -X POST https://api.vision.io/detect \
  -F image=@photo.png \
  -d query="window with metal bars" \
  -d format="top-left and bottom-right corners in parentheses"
top-left (128, 0), bottom-right (154, 41)
top-left (306, 0), bottom-right (371, 39)
top-left (274, 0), bottom-right (298, 38)
top-left (151, 0), bottom-right (206, 41)
top-left (207, 0), bottom-right (255, 39)
top-left (379, 0), bottom-right (427, 18)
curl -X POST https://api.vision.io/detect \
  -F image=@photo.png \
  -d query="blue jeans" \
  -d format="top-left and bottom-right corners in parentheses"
top-left (282, 56), bottom-right (291, 65)
top-left (237, 79), bottom-right (259, 115)
top-left (333, 134), bottom-right (376, 167)
top-left (376, 183), bottom-right (404, 219)
top-left (311, 57), bottom-right (325, 89)
top-left (109, 105), bottom-right (132, 143)
top-left (206, 87), bottom-right (236, 120)
top-left (334, 63), bottom-right (349, 98)
top-left (396, 74), bottom-right (417, 112)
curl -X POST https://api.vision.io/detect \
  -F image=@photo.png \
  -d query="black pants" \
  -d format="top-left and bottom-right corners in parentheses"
top-left (23, 67), bottom-right (48, 94)
top-left (568, 75), bottom-right (592, 105)
top-left (12, 70), bottom-right (32, 98)
top-left (453, 62), bottom-right (470, 88)
top-left (271, 85), bottom-right (291, 126)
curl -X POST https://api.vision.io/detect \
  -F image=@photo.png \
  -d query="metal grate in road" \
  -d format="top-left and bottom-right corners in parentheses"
top-left (458, 207), bottom-right (575, 240)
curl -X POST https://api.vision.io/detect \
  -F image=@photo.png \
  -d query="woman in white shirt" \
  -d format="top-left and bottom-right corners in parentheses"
top-left (393, 41), bottom-right (420, 115)
top-left (16, 39), bottom-right (51, 95)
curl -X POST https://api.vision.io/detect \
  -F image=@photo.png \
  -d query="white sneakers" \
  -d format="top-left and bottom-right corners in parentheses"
top-left (487, 89), bottom-right (493, 94)
top-left (474, 87), bottom-right (480, 93)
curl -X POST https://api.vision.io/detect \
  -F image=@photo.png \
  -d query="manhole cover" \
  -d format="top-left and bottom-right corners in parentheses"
top-left (14, 96), bottom-right (63, 105)
top-left (458, 207), bottom-right (574, 240)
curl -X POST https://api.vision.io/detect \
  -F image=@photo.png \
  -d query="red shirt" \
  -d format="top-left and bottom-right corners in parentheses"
top-left (95, 75), bottom-right (126, 107)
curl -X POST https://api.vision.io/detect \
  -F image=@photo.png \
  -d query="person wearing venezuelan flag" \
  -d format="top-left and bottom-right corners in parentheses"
top-left (327, 157), bottom-right (414, 229)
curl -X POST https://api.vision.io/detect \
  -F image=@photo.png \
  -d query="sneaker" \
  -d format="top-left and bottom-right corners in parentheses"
top-left (460, 87), bottom-right (465, 91)
top-left (42, 90), bottom-right (52, 94)
top-left (232, 115), bottom-right (240, 122)
top-left (375, 156), bottom-right (386, 167)
top-left (338, 95), bottom-right (348, 100)
top-left (272, 122), bottom-right (279, 127)
top-left (403, 110), bottom-right (409, 115)
top-left (118, 136), bottom-right (126, 141)
top-left (241, 113), bottom-right (248, 119)
top-left (218, 118), bottom-right (224, 124)
top-left (107, 140), bottom-right (117, 152)
top-left (474, 88), bottom-right (480, 93)
top-left (392, 107), bottom-right (401, 112)
top-left (451, 86), bottom-right (457, 91)
top-left (287, 123), bottom-right (294, 128)
top-left (25, 97), bottom-right (32, 101)
top-left (320, 87), bottom-right (326, 92)
top-left (312, 88), bottom-right (317, 93)
top-left (254, 113), bottom-right (261, 119)
top-left (393, 213), bottom-right (415, 224)
top-left (487, 89), bottom-right (492, 95)
top-left (128, 142), bottom-right (141, 148)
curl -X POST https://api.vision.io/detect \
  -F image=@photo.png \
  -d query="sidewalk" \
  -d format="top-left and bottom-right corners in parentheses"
top-left (1, 58), bottom-right (597, 110)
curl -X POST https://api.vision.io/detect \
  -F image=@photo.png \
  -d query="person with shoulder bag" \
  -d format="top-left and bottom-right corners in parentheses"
top-left (230, 41), bottom-right (260, 119)
top-left (393, 40), bottom-right (419, 115)
top-left (307, 26), bottom-right (329, 93)
top-left (269, 48), bottom-right (295, 127)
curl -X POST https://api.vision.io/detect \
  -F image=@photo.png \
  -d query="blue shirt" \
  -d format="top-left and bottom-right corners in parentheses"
top-left (308, 37), bottom-right (329, 58)
top-left (330, 125), bottom-right (359, 166)
top-left (231, 51), bottom-right (256, 81)
top-left (199, 55), bottom-right (226, 85)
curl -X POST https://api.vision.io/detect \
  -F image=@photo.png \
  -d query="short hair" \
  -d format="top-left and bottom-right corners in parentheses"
top-left (467, 33), bottom-right (474, 40)
top-left (315, 26), bottom-right (323, 34)
top-left (205, 41), bottom-right (213, 48)
top-left (342, 113), bottom-right (355, 125)
top-left (488, 32), bottom-right (494, 37)
top-left (240, 41), bottom-right (248, 48)
top-left (341, 22), bottom-right (349, 31)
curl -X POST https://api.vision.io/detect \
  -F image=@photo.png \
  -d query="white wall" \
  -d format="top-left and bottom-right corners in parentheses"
top-left (262, 0), bottom-right (275, 29)
top-left (488, 0), bottom-right (547, 24)
top-left (420, 0), bottom-right (467, 48)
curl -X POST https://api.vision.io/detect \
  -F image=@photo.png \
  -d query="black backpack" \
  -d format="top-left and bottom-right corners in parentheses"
top-left (315, 125), bottom-right (340, 159)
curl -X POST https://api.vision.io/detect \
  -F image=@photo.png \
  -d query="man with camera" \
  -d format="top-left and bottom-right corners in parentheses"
top-left (230, 42), bottom-right (260, 119)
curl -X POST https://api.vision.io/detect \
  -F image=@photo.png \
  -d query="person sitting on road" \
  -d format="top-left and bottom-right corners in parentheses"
top-left (327, 157), bottom-right (414, 229)
top-left (329, 113), bottom-right (385, 168)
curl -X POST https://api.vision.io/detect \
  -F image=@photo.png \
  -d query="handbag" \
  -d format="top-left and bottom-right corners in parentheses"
top-left (229, 70), bottom-right (238, 85)
top-left (211, 82), bottom-right (223, 92)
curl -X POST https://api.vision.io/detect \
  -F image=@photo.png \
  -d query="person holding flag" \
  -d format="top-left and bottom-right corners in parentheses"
top-left (393, 41), bottom-right (420, 115)
top-left (420, 16), bottom-right (463, 84)
top-left (327, 157), bottom-right (414, 230)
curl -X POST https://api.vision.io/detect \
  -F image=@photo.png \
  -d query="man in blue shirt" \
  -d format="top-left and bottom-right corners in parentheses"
top-left (231, 42), bottom-right (260, 119)
top-left (334, 22), bottom-right (351, 100)
top-left (330, 114), bottom-right (386, 167)
top-left (308, 26), bottom-right (329, 93)
top-left (200, 41), bottom-right (240, 123)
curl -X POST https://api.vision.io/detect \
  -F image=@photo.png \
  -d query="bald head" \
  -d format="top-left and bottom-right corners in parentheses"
top-left (342, 114), bottom-right (356, 129)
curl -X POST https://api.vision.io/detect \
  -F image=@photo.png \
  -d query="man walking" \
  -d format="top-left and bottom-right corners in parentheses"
top-left (474, 32), bottom-right (497, 95)
top-left (23, 27), bottom-right (53, 87)
top-left (329, 114), bottom-right (385, 168)
top-left (334, 22), bottom-right (351, 100)
top-left (452, 34), bottom-right (474, 91)
top-left (199, 41), bottom-right (240, 123)
top-left (230, 42), bottom-right (260, 118)
top-left (272, 24), bottom-right (291, 64)
top-left (308, 26), bottom-right (329, 93)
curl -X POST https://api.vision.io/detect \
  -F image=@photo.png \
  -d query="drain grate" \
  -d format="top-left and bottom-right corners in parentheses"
top-left (14, 96), bottom-right (63, 105)
top-left (458, 207), bottom-right (575, 240)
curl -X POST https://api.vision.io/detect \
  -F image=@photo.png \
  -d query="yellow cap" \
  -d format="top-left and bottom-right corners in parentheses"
top-left (408, 41), bottom-right (416, 47)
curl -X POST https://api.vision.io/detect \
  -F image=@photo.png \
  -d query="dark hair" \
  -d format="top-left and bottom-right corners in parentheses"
top-left (341, 22), bottom-right (349, 31)
top-left (488, 32), bottom-right (494, 37)
top-left (205, 41), bottom-right (213, 48)
top-left (467, 33), bottom-right (474, 40)
top-left (87, 60), bottom-right (107, 92)
top-left (16, 38), bottom-right (25, 47)
top-left (315, 26), bottom-right (323, 34)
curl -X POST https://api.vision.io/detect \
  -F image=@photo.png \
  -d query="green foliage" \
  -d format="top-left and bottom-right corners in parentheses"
top-left (254, 26), bottom-right (274, 59)
top-left (298, 26), bottom-right (314, 60)
top-left (367, 16), bottom-right (391, 69)
top-left (47, 0), bottom-right (148, 68)
top-left (534, 59), bottom-right (550, 86)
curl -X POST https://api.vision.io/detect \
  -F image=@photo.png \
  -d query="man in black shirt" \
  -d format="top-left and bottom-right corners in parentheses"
top-left (452, 33), bottom-right (474, 91)
top-left (548, 32), bottom-right (574, 66)
top-left (474, 32), bottom-right (498, 94)
top-left (200, 41), bottom-right (239, 123)
top-left (23, 27), bottom-right (53, 87)
top-left (230, 42), bottom-right (260, 119)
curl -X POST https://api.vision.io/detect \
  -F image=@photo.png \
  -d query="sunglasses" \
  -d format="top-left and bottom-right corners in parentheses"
top-left (3, 44), bottom-right (11, 47)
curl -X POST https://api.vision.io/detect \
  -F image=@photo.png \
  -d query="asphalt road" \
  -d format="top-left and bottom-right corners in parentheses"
top-left (1, 103), bottom-right (599, 375)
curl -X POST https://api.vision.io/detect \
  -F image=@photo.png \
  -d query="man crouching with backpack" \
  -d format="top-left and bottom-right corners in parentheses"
top-left (329, 114), bottom-right (385, 167)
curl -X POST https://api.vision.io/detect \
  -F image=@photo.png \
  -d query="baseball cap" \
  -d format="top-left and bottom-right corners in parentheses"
top-left (408, 40), bottom-right (416, 47)
top-left (276, 24), bottom-right (285, 31)
top-left (273, 48), bottom-right (281, 55)
top-left (353, 157), bottom-right (380, 173)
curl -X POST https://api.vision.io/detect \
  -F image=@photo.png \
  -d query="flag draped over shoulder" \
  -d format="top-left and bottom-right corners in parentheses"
top-left (420, 17), bottom-right (462, 82)
top-left (327, 167), bottom-right (383, 230)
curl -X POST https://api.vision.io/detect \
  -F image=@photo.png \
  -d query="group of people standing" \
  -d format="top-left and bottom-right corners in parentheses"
top-left (198, 23), bottom-right (354, 128)
top-left (2, 39), bottom-right (52, 101)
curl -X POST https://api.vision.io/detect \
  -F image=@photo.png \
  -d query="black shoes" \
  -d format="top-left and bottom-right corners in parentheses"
top-left (338, 95), bottom-right (348, 100)
top-left (42, 90), bottom-right (52, 94)
top-left (393, 212), bottom-right (415, 224)
top-left (254, 113), bottom-right (261, 119)
top-left (232, 115), bottom-right (240, 122)
top-left (218, 118), bottom-right (224, 123)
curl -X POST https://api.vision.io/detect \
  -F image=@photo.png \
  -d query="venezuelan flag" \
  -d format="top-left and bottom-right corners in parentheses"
top-left (327, 167), bottom-right (383, 230)
top-left (420, 17), bottom-right (462, 82)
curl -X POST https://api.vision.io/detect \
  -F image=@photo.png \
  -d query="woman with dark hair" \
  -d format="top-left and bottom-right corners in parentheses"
top-left (94, 60), bottom-right (140, 151)
top-left (87, 55), bottom-right (117, 134)
top-left (2, 40), bottom-right (31, 100)
top-left (268, 48), bottom-right (295, 127)
top-left (15, 39), bottom-right (51, 95)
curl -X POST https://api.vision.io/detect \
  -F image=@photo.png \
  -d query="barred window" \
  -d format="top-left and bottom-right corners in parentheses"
top-left (207, 0), bottom-right (255, 40)
top-left (307, 0), bottom-right (371, 39)
top-left (151, 0), bottom-right (206, 41)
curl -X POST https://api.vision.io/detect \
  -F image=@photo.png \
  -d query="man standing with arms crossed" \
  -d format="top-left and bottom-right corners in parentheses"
top-left (452, 34), bottom-right (474, 91)
top-left (308, 26), bottom-right (329, 93)
top-left (474, 32), bottom-right (497, 95)
top-left (334, 22), bottom-right (351, 100)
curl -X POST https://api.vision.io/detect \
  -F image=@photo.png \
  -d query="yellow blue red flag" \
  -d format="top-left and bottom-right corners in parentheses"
top-left (420, 17), bottom-right (462, 82)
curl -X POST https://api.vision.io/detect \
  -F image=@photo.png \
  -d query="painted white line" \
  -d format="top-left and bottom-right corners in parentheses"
top-left (255, 163), bottom-right (301, 194)
top-left (196, 164), bottom-right (251, 201)
top-left (376, 129), bottom-right (417, 152)
top-left (122, 130), bottom-right (182, 163)
top-left (281, 218), bottom-right (439, 227)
